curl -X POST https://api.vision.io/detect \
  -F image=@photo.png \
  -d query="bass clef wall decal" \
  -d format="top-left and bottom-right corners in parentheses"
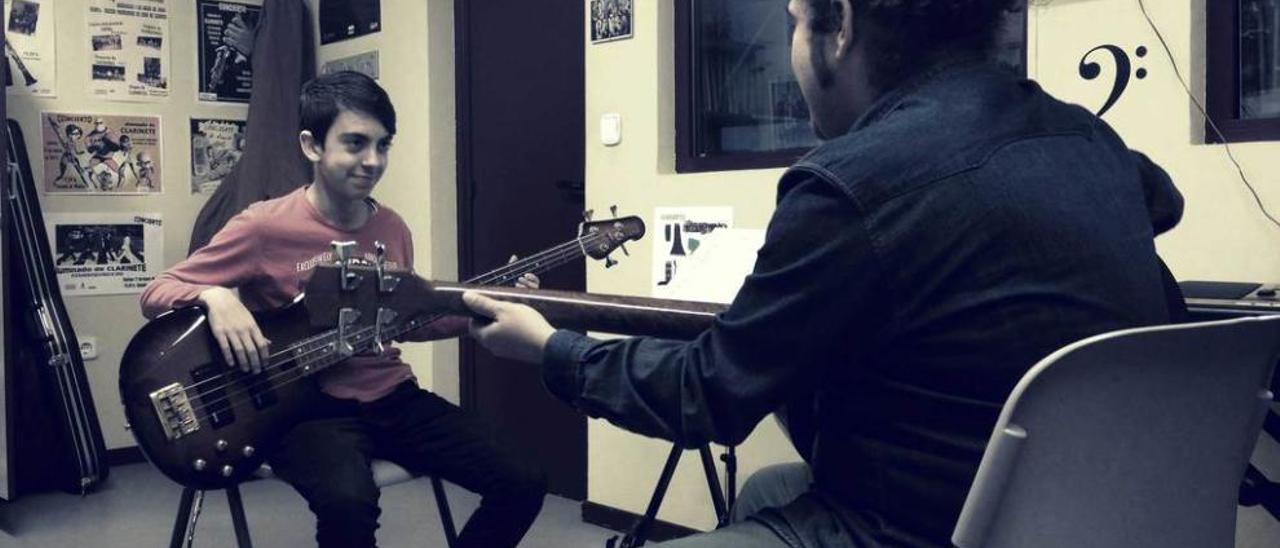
top-left (1078, 44), bottom-right (1148, 117)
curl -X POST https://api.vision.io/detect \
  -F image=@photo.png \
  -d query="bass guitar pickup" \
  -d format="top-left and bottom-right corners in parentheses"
top-left (149, 383), bottom-right (200, 441)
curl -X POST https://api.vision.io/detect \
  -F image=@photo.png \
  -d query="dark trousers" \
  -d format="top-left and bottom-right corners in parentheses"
top-left (269, 382), bottom-right (546, 548)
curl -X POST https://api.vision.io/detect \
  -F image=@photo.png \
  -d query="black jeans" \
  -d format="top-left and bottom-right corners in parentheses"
top-left (269, 382), bottom-right (546, 548)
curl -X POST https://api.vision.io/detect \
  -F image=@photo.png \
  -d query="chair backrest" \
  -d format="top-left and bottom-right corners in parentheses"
top-left (952, 315), bottom-right (1280, 548)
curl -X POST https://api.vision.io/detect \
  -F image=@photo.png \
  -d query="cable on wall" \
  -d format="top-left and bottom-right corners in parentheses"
top-left (1135, 0), bottom-right (1280, 230)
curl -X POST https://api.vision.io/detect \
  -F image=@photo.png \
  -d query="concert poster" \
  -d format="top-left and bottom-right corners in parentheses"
top-left (45, 212), bottom-right (164, 297)
top-left (86, 0), bottom-right (170, 101)
top-left (41, 112), bottom-right (163, 194)
top-left (189, 117), bottom-right (245, 194)
top-left (650, 207), bottom-right (734, 300)
top-left (319, 0), bottom-right (380, 45)
top-left (4, 0), bottom-right (57, 97)
top-left (196, 0), bottom-right (260, 103)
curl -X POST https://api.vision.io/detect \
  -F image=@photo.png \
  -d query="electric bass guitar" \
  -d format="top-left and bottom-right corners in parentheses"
top-left (120, 216), bottom-right (645, 489)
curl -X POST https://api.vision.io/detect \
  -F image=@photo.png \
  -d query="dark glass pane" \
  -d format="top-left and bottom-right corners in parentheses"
top-left (693, 0), bottom-right (819, 156)
top-left (686, 2), bottom-right (1026, 164)
top-left (1240, 0), bottom-right (1280, 119)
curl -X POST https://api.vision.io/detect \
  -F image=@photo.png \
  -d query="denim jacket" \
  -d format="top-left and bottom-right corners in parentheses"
top-left (544, 59), bottom-right (1179, 545)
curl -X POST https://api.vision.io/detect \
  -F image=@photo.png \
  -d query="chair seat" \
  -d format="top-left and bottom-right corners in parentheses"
top-left (254, 458), bottom-right (416, 488)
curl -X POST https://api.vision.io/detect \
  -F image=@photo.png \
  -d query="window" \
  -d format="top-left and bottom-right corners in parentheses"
top-left (675, 2), bottom-right (1027, 173)
top-left (1206, 0), bottom-right (1280, 143)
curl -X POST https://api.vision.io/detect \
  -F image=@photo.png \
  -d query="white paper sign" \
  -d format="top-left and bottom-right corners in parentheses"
top-left (87, 0), bottom-right (170, 101)
top-left (651, 207), bottom-right (735, 300)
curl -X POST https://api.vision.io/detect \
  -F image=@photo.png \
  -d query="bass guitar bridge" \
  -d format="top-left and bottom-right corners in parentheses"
top-left (149, 383), bottom-right (199, 441)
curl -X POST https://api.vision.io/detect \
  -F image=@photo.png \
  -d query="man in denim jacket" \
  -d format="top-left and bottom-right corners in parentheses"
top-left (466, 1), bottom-right (1182, 546)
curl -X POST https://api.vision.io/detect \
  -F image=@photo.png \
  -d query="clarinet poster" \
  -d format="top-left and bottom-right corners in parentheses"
top-left (86, 0), bottom-right (170, 101)
top-left (4, 0), bottom-right (57, 97)
top-left (45, 212), bottom-right (164, 297)
top-left (190, 117), bottom-right (245, 194)
top-left (41, 112), bottom-right (163, 194)
top-left (196, 0), bottom-right (260, 103)
top-left (651, 207), bottom-right (734, 300)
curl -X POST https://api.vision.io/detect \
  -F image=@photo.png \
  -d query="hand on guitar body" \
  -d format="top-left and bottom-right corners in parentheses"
top-left (198, 286), bottom-right (270, 374)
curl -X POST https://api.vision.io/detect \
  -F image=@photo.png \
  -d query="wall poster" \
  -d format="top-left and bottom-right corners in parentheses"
top-left (86, 0), bottom-right (170, 101)
top-left (651, 207), bottom-right (734, 300)
top-left (42, 112), bottom-right (162, 194)
top-left (189, 117), bottom-right (244, 194)
top-left (196, 0), bottom-right (260, 103)
top-left (45, 212), bottom-right (164, 297)
top-left (4, 0), bottom-right (57, 97)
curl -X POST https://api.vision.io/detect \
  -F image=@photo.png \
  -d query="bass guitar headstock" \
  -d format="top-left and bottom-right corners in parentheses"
top-left (580, 207), bottom-right (645, 267)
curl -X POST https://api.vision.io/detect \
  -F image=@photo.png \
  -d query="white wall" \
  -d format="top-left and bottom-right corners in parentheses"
top-left (582, 0), bottom-right (1280, 541)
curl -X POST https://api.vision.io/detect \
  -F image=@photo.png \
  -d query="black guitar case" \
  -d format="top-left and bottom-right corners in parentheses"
top-left (4, 118), bottom-right (109, 495)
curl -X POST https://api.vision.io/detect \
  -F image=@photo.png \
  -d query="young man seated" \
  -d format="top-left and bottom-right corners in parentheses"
top-left (141, 71), bottom-right (546, 548)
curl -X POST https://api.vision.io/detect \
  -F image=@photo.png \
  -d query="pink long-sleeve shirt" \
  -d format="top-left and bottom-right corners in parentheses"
top-left (140, 187), bottom-right (466, 402)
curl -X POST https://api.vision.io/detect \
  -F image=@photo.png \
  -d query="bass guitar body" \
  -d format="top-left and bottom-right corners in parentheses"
top-left (120, 302), bottom-right (324, 490)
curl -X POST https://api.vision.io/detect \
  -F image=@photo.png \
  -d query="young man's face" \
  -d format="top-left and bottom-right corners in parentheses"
top-left (302, 109), bottom-right (393, 203)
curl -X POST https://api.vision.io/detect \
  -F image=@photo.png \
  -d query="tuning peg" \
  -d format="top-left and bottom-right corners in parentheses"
top-left (610, 205), bottom-right (618, 217)
top-left (619, 243), bottom-right (630, 256)
top-left (583, 209), bottom-right (595, 222)
top-left (375, 241), bottom-right (387, 263)
top-left (605, 256), bottom-right (618, 268)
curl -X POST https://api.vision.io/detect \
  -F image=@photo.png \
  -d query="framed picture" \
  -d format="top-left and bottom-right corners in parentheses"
top-left (590, 0), bottom-right (632, 44)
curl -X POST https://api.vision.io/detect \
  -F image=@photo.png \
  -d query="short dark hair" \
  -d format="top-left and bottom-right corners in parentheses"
top-left (805, 0), bottom-right (1017, 89)
top-left (299, 71), bottom-right (396, 144)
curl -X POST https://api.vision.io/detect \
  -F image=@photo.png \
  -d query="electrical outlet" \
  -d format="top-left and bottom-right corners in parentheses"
top-left (79, 337), bottom-right (98, 360)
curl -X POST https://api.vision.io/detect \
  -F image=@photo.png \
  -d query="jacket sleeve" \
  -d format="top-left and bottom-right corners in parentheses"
top-left (1132, 150), bottom-right (1184, 235)
top-left (541, 174), bottom-right (887, 446)
top-left (139, 209), bottom-right (264, 319)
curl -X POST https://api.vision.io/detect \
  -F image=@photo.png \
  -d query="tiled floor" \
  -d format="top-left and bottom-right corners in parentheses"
top-left (0, 462), bottom-right (616, 547)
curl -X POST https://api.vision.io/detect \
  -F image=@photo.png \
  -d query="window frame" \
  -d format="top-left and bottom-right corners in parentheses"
top-left (1205, 0), bottom-right (1280, 143)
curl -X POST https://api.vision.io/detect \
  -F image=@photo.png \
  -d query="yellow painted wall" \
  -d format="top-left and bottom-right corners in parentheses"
top-left (583, 0), bottom-right (1280, 541)
top-left (583, 1), bottom-right (800, 531)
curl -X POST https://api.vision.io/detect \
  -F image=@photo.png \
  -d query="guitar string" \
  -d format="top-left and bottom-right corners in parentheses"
top-left (179, 249), bottom-right (583, 422)
top-left (176, 229), bottom-right (617, 421)
top-left (176, 225), bottom-right (614, 396)
top-left (174, 227), bottom-right (612, 396)
top-left (172, 228), bottom-right (610, 400)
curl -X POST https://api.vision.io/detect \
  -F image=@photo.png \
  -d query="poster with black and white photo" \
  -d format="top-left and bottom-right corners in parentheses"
top-left (196, 0), bottom-right (260, 103)
top-left (42, 112), bottom-right (163, 194)
top-left (4, 0), bottom-right (57, 97)
top-left (319, 0), bottom-right (379, 45)
top-left (86, 0), bottom-right (170, 101)
top-left (46, 212), bottom-right (163, 297)
top-left (190, 117), bottom-right (244, 194)
top-left (590, 0), bottom-right (633, 44)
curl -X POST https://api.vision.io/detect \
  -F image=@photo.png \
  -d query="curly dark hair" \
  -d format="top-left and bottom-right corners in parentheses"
top-left (805, 0), bottom-right (1019, 89)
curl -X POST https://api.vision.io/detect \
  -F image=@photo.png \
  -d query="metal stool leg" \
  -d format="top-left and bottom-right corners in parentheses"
top-left (169, 487), bottom-right (205, 548)
top-left (430, 476), bottom-right (459, 548)
top-left (225, 485), bottom-right (254, 548)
